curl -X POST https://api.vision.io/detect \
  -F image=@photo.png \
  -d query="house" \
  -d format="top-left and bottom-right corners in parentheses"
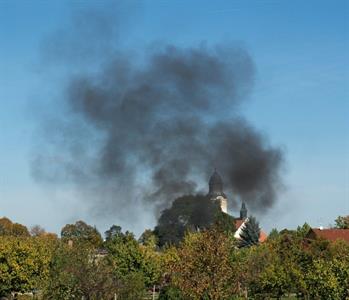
top-left (306, 228), bottom-right (349, 243)
top-left (234, 214), bottom-right (267, 243)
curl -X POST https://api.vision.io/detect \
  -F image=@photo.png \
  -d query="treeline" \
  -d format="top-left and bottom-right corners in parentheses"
top-left (0, 216), bottom-right (348, 299)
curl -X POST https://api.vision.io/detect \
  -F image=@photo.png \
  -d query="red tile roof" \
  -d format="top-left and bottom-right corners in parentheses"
top-left (259, 231), bottom-right (268, 243)
top-left (309, 228), bottom-right (349, 242)
top-left (235, 219), bottom-right (244, 230)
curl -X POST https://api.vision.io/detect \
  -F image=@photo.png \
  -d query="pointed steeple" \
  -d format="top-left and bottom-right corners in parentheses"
top-left (240, 201), bottom-right (247, 220)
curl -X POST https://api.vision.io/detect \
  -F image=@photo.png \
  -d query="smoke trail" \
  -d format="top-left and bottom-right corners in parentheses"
top-left (32, 6), bottom-right (284, 229)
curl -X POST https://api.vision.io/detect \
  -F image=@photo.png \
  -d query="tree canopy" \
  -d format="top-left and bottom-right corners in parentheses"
top-left (335, 215), bottom-right (349, 229)
top-left (0, 235), bottom-right (57, 297)
top-left (61, 220), bottom-right (103, 247)
top-left (0, 217), bottom-right (30, 237)
top-left (154, 194), bottom-right (232, 247)
top-left (0, 215), bottom-right (348, 299)
top-left (166, 227), bottom-right (240, 300)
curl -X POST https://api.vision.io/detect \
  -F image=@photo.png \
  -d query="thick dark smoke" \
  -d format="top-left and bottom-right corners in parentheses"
top-left (32, 6), bottom-right (284, 229)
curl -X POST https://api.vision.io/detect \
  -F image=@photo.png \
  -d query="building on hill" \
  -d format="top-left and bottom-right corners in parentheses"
top-left (207, 169), bottom-right (228, 213)
top-left (306, 228), bottom-right (349, 243)
top-left (207, 170), bottom-right (267, 242)
top-left (233, 202), bottom-right (267, 243)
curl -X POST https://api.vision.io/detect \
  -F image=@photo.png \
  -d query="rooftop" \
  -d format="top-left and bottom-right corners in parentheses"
top-left (308, 228), bottom-right (349, 243)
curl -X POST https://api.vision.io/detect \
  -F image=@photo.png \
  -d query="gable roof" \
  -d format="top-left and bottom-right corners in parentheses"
top-left (308, 228), bottom-right (349, 243)
top-left (235, 219), bottom-right (244, 230)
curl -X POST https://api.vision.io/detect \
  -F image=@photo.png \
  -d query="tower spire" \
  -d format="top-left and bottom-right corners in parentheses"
top-left (240, 201), bottom-right (247, 220)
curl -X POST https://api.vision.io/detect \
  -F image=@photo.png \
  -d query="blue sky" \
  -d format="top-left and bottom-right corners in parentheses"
top-left (0, 0), bottom-right (348, 235)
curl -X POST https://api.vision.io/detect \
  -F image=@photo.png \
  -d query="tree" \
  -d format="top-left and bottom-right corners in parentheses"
top-left (105, 224), bottom-right (123, 242)
top-left (117, 273), bottom-right (147, 300)
top-left (139, 229), bottom-right (158, 249)
top-left (330, 240), bottom-right (349, 299)
top-left (0, 236), bottom-right (55, 297)
top-left (244, 233), bottom-right (308, 298)
top-left (11, 223), bottom-right (30, 237)
top-left (31, 225), bottom-right (58, 239)
top-left (334, 215), bottom-right (349, 229)
top-left (214, 211), bottom-right (236, 234)
top-left (303, 240), bottom-right (349, 300)
top-left (166, 227), bottom-right (239, 300)
top-left (105, 226), bottom-right (161, 288)
top-left (30, 225), bottom-right (46, 237)
top-left (268, 228), bottom-right (279, 239)
top-left (304, 259), bottom-right (342, 300)
top-left (154, 194), bottom-right (222, 247)
top-left (238, 216), bottom-right (261, 248)
top-left (0, 217), bottom-right (30, 237)
top-left (158, 286), bottom-right (184, 300)
top-left (0, 217), bottom-right (12, 234)
top-left (296, 222), bottom-right (311, 238)
top-left (241, 228), bottom-right (349, 299)
top-left (61, 220), bottom-right (103, 247)
top-left (43, 242), bottom-right (118, 300)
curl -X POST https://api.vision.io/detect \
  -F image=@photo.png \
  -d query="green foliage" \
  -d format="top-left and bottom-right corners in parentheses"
top-left (244, 234), bottom-right (307, 298)
top-left (304, 259), bottom-right (342, 300)
top-left (305, 240), bottom-right (349, 300)
top-left (158, 286), bottom-right (184, 300)
top-left (106, 230), bottom-right (142, 276)
top-left (0, 236), bottom-right (55, 297)
top-left (241, 231), bottom-right (349, 300)
top-left (166, 228), bottom-right (239, 300)
top-left (43, 242), bottom-right (118, 300)
top-left (268, 228), bottom-right (279, 239)
top-left (105, 224), bottom-right (123, 242)
top-left (105, 226), bottom-right (161, 287)
top-left (214, 211), bottom-right (236, 234)
top-left (154, 194), bottom-right (221, 247)
top-left (0, 217), bottom-right (30, 237)
top-left (334, 215), bottom-right (349, 229)
top-left (1, 216), bottom-right (349, 299)
top-left (61, 220), bottom-right (103, 248)
top-left (117, 272), bottom-right (147, 300)
top-left (139, 229), bottom-right (159, 249)
top-left (296, 222), bottom-right (311, 238)
top-left (238, 216), bottom-right (261, 248)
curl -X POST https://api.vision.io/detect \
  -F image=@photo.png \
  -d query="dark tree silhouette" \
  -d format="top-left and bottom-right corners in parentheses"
top-left (154, 194), bottom-right (223, 247)
top-left (214, 211), bottom-right (236, 234)
top-left (105, 225), bottom-right (124, 242)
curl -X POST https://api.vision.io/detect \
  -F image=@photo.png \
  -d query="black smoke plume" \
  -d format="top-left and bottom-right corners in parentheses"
top-left (32, 6), bottom-right (284, 230)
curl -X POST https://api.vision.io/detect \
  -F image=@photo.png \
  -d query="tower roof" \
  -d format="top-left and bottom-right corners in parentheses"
top-left (209, 170), bottom-right (222, 187)
top-left (208, 170), bottom-right (226, 198)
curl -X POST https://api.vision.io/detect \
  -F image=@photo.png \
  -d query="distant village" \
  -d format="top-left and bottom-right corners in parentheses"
top-left (1, 170), bottom-right (348, 299)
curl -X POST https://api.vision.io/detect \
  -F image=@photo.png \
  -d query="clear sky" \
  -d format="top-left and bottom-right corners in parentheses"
top-left (0, 0), bottom-right (348, 236)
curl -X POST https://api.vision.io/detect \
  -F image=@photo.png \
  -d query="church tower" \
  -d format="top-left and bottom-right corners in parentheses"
top-left (240, 201), bottom-right (247, 220)
top-left (207, 170), bottom-right (228, 213)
